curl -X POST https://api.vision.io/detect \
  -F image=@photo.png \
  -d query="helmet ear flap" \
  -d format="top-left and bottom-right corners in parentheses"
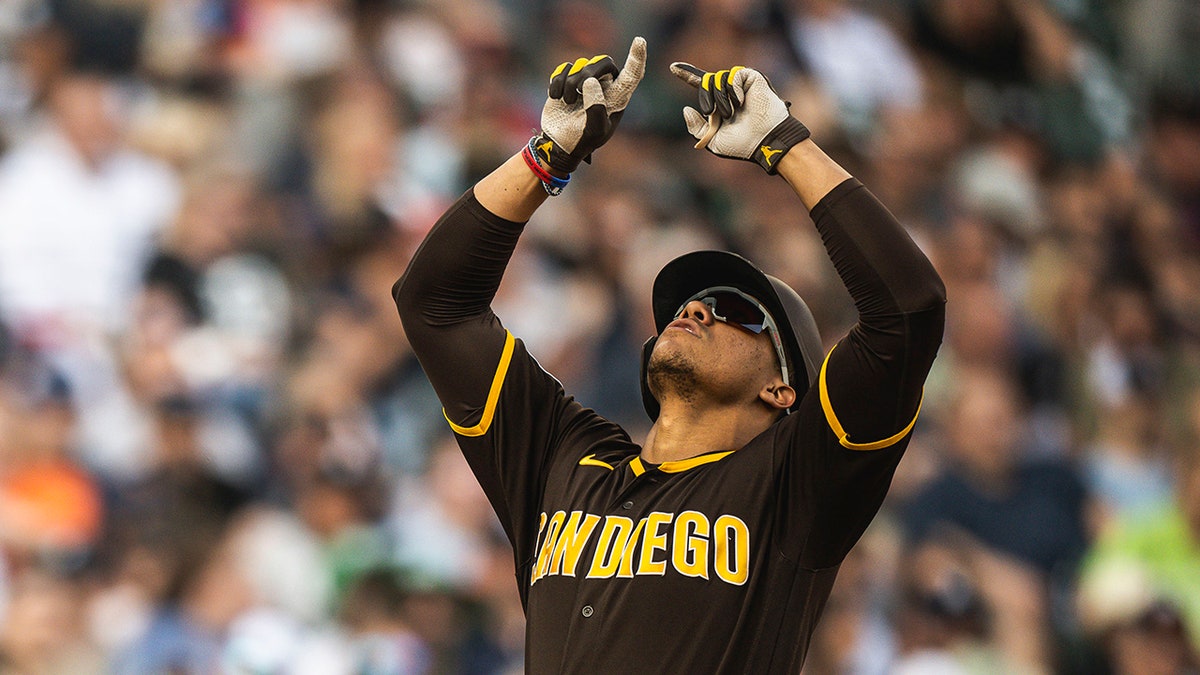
top-left (640, 336), bottom-right (660, 421)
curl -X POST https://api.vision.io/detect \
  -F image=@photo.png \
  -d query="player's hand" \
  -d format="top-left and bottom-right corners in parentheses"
top-left (669, 63), bottom-right (810, 174)
top-left (536, 37), bottom-right (647, 175)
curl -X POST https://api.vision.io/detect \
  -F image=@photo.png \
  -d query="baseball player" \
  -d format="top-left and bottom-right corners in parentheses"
top-left (394, 37), bottom-right (945, 673)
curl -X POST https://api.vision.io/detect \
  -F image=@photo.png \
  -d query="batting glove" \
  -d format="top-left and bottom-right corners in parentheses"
top-left (670, 63), bottom-right (810, 174)
top-left (535, 37), bottom-right (647, 174)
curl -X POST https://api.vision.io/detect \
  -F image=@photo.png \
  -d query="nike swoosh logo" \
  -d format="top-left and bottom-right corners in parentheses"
top-left (579, 454), bottom-right (615, 470)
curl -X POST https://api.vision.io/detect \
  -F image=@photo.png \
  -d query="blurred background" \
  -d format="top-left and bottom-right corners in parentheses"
top-left (0, 0), bottom-right (1198, 672)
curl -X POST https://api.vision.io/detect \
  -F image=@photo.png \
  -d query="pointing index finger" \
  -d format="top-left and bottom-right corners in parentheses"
top-left (619, 37), bottom-right (647, 84)
top-left (670, 62), bottom-right (706, 89)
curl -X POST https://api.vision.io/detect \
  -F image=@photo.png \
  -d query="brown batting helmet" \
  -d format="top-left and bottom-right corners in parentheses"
top-left (640, 250), bottom-right (824, 421)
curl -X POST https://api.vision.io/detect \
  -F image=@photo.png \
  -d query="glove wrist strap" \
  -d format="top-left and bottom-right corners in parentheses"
top-left (753, 117), bottom-right (811, 174)
top-left (532, 132), bottom-right (583, 175)
top-left (523, 137), bottom-right (570, 196)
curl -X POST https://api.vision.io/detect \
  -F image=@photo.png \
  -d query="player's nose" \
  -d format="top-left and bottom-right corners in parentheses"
top-left (677, 300), bottom-right (716, 326)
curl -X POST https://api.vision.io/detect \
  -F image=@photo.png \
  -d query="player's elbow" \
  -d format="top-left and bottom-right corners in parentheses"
top-left (393, 270), bottom-right (485, 339)
top-left (393, 272), bottom-right (430, 332)
top-left (911, 267), bottom-right (947, 314)
top-left (394, 273), bottom-right (450, 359)
top-left (927, 274), bottom-right (948, 312)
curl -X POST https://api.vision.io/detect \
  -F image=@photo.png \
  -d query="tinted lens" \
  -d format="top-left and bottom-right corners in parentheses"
top-left (708, 291), bottom-right (767, 333)
top-left (672, 286), bottom-right (790, 388)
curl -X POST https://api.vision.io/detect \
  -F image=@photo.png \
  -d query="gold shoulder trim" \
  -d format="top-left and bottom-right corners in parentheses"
top-left (819, 344), bottom-right (922, 451)
top-left (444, 330), bottom-right (516, 437)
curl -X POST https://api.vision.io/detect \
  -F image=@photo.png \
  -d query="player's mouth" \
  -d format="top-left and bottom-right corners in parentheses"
top-left (665, 318), bottom-right (700, 336)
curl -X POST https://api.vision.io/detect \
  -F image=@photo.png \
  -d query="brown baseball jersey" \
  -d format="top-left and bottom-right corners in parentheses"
top-left (395, 178), bottom-right (945, 673)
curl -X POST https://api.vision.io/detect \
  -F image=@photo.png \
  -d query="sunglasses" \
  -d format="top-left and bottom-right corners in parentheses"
top-left (674, 286), bottom-right (791, 387)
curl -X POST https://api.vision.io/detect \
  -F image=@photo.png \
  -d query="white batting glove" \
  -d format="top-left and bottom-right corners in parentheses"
top-left (535, 37), bottom-right (647, 174)
top-left (670, 63), bottom-right (810, 173)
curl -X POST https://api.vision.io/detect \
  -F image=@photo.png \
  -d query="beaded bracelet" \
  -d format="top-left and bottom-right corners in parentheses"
top-left (522, 137), bottom-right (570, 196)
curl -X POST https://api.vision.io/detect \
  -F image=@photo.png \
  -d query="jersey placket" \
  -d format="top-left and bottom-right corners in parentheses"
top-left (553, 458), bottom-right (669, 671)
top-left (608, 457), bottom-right (665, 513)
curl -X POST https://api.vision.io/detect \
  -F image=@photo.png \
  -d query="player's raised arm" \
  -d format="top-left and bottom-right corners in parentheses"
top-left (393, 39), bottom-right (645, 560)
top-left (671, 62), bottom-right (945, 454)
top-left (395, 37), bottom-right (646, 407)
top-left (475, 39), bottom-right (646, 221)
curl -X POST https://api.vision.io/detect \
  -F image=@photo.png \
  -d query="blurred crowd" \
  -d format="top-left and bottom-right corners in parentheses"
top-left (0, 0), bottom-right (1199, 672)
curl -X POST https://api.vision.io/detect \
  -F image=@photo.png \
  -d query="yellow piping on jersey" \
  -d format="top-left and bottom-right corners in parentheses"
top-left (819, 344), bottom-right (922, 451)
top-left (659, 452), bottom-right (734, 473)
top-left (630, 456), bottom-right (646, 476)
top-left (444, 330), bottom-right (515, 437)
top-left (579, 454), bottom-right (615, 470)
top-left (629, 451), bottom-right (734, 476)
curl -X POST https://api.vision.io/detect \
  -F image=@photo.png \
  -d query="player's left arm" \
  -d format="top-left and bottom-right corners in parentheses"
top-left (673, 63), bottom-right (945, 566)
top-left (782, 147), bottom-right (944, 567)
top-left (671, 63), bottom-right (946, 446)
top-left (778, 145), bottom-right (946, 448)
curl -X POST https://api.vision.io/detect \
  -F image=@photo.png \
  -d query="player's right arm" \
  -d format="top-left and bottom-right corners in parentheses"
top-left (393, 39), bottom-right (646, 574)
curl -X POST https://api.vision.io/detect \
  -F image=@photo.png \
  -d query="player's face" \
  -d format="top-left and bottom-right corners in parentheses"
top-left (649, 291), bottom-right (788, 406)
top-left (675, 288), bottom-right (789, 385)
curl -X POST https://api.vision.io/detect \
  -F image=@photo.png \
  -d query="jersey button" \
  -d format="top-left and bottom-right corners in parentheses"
top-left (621, 501), bottom-right (633, 510)
top-left (581, 605), bottom-right (594, 618)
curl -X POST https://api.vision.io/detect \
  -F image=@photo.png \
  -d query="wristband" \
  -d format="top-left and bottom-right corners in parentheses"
top-left (522, 137), bottom-right (570, 196)
top-left (752, 117), bottom-right (811, 174)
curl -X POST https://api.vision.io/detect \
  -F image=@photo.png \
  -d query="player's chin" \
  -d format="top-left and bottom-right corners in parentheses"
top-left (649, 333), bottom-right (691, 363)
top-left (647, 347), bottom-right (699, 390)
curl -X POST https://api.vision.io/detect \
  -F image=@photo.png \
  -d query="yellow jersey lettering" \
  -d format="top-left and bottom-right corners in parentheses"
top-left (616, 518), bottom-right (647, 578)
top-left (713, 515), bottom-right (750, 585)
top-left (637, 512), bottom-right (673, 575)
top-left (528, 512), bottom-right (548, 584)
top-left (532, 511), bottom-right (566, 584)
top-left (549, 511), bottom-right (601, 577)
top-left (533, 512), bottom-right (547, 551)
top-left (534, 510), bottom-right (749, 586)
top-left (587, 516), bottom-right (634, 579)
top-left (672, 511), bottom-right (710, 579)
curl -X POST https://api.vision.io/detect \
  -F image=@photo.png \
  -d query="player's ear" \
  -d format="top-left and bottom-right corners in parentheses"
top-left (759, 382), bottom-right (796, 411)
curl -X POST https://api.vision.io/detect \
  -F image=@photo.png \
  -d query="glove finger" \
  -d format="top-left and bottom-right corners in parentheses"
top-left (582, 76), bottom-right (606, 107)
top-left (605, 36), bottom-right (647, 112)
top-left (670, 62), bottom-right (705, 88)
top-left (698, 71), bottom-right (716, 116)
top-left (579, 77), bottom-right (611, 147)
top-left (712, 69), bottom-right (735, 120)
top-left (617, 37), bottom-right (647, 86)
top-left (682, 105), bottom-right (707, 140)
top-left (564, 55), bottom-right (618, 105)
top-left (726, 66), bottom-right (746, 110)
top-left (548, 62), bottom-right (570, 100)
top-left (561, 58), bottom-right (588, 104)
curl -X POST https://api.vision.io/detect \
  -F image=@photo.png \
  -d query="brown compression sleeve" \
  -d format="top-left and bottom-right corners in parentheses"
top-left (393, 189), bottom-right (525, 413)
top-left (809, 178), bottom-right (946, 445)
top-left (810, 178), bottom-right (946, 317)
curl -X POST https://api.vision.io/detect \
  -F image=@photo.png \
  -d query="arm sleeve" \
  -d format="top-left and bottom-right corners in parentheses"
top-left (810, 177), bottom-right (945, 449)
top-left (393, 190), bottom-right (523, 424)
top-left (777, 178), bottom-right (946, 568)
top-left (394, 190), bottom-right (624, 585)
